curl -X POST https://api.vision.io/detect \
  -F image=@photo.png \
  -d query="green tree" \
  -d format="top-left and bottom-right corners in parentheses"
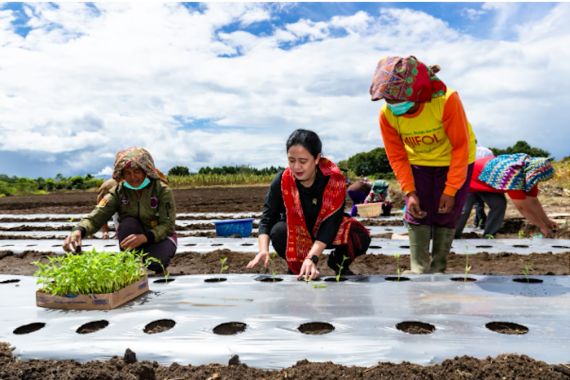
top-left (490, 140), bottom-right (550, 157)
top-left (168, 166), bottom-right (191, 176)
top-left (346, 147), bottom-right (392, 177)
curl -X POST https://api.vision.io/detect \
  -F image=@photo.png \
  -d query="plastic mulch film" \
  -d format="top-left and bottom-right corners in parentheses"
top-left (0, 274), bottom-right (569, 368)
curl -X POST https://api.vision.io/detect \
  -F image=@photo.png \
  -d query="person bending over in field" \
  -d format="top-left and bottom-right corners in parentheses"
top-left (63, 147), bottom-right (177, 274)
top-left (369, 55), bottom-right (476, 274)
top-left (246, 129), bottom-right (371, 280)
top-left (455, 153), bottom-right (557, 238)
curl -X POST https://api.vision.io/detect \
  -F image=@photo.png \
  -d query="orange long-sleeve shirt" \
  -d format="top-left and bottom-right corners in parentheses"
top-left (379, 89), bottom-right (476, 197)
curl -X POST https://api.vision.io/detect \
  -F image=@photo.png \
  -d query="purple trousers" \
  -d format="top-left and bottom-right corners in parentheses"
top-left (405, 164), bottom-right (474, 229)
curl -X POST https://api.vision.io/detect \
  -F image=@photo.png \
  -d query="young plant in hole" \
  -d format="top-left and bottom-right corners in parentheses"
top-left (219, 256), bottom-right (229, 275)
top-left (484, 234), bottom-right (494, 240)
top-left (336, 255), bottom-right (349, 282)
top-left (521, 261), bottom-right (533, 282)
top-left (33, 249), bottom-right (159, 296)
top-left (394, 252), bottom-right (401, 282)
top-left (517, 229), bottom-right (526, 239)
top-left (464, 255), bottom-right (472, 282)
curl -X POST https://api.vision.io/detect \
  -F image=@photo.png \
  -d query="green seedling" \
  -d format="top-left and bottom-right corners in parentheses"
top-left (521, 261), bottom-right (533, 282)
top-left (484, 234), bottom-right (495, 240)
top-left (336, 255), bottom-right (349, 282)
top-left (394, 252), bottom-right (401, 282)
top-left (517, 229), bottom-right (526, 239)
top-left (33, 249), bottom-right (159, 296)
top-left (219, 256), bottom-right (229, 275)
top-left (464, 255), bottom-right (472, 282)
top-left (312, 283), bottom-right (327, 289)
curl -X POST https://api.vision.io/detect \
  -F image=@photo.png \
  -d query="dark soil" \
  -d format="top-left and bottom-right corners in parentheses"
top-left (1, 187), bottom-right (570, 378)
top-left (1, 342), bottom-right (568, 380)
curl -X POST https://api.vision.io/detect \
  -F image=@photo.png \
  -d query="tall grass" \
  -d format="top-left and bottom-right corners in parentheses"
top-left (168, 173), bottom-right (275, 188)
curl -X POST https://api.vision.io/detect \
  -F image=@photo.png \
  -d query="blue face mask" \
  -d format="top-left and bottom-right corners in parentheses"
top-left (387, 101), bottom-right (415, 116)
top-left (124, 177), bottom-right (150, 190)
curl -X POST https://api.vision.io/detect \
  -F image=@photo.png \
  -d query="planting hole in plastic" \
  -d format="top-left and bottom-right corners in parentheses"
top-left (513, 278), bottom-right (543, 284)
top-left (385, 276), bottom-right (411, 282)
top-left (255, 276), bottom-right (283, 283)
top-left (324, 276), bottom-right (348, 282)
top-left (76, 320), bottom-right (109, 334)
top-left (369, 245), bottom-right (382, 249)
top-left (213, 322), bottom-right (247, 335)
top-left (0, 279), bottom-right (20, 284)
top-left (13, 322), bottom-right (46, 335)
top-left (154, 278), bottom-right (175, 284)
top-left (476, 245), bottom-right (493, 248)
top-left (486, 321), bottom-right (528, 335)
top-left (451, 277), bottom-right (477, 282)
top-left (513, 244), bottom-right (529, 248)
top-left (204, 277), bottom-right (227, 283)
top-left (396, 321), bottom-right (435, 335)
top-left (144, 319), bottom-right (176, 334)
top-left (298, 322), bottom-right (335, 335)
top-left (399, 245), bottom-right (410, 249)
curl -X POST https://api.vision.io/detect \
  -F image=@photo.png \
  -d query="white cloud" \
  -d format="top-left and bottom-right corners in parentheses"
top-left (0, 3), bottom-right (568, 178)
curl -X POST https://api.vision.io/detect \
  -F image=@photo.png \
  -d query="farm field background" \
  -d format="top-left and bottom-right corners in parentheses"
top-left (0, 185), bottom-right (569, 379)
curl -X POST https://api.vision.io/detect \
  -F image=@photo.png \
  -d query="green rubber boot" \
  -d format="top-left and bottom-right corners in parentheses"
top-left (430, 227), bottom-right (455, 273)
top-left (407, 224), bottom-right (432, 274)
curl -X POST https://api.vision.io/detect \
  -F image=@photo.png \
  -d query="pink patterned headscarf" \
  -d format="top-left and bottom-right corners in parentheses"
top-left (112, 147), bottom-right (168, 184)
top-left (369, 56), bottom-right (447, 102)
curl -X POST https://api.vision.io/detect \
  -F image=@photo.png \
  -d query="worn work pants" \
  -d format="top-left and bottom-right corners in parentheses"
top-left (117, 217), bottom-right (177, 273)
top-left (455, 192), bottom-right (507, 238)
top-left (269, 220), bottom-right (370, 274)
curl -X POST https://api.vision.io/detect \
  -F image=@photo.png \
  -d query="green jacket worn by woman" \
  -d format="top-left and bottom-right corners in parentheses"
top-left (75, 179), bottom-right (176, 242)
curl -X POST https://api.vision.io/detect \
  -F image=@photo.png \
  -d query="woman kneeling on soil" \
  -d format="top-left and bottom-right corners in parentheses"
top-left (63, 147), bottom-right (177, 273)
top-left (369, 56), bottom-right (476, 274)
top-left (246, 129), bottom-right (371, 280)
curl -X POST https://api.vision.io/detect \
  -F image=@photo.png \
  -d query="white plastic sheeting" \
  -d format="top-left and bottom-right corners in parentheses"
top-left (1, 237), bottom-right (569, 256)
top-left (0, 274), bottom-right (569, 368)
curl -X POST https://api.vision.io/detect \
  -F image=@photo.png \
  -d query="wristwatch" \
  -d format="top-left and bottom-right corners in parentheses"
top-left (308, 255), bottom-right (319, 265)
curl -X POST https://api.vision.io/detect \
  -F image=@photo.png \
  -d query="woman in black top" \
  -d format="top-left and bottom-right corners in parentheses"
top-left (247, 129), bottom-right (370, 280)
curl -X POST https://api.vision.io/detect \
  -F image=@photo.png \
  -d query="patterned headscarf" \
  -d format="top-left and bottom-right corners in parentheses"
top-left (112, 147), bottom-right (168, 184)
top-left (478, 153), bottom-right (554, 192)
top-left (371, 179), bottom-right (389, 196)
top-left (369, 56), bottom-right (447, 102)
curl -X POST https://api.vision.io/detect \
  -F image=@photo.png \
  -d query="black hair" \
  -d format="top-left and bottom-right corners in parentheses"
top-left (286, 129), bottom-right (322, 159)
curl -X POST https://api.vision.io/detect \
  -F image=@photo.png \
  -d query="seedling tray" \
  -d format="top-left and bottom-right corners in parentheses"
top-left (36, 277), bottom-right (149, 310)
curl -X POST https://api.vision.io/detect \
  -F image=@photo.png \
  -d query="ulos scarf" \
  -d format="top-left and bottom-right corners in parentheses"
top-left (112, 147), bottom-right (168, 184)
top-left (478, 153), bottom-right (554, 192)
top-left (281, 157), bottom-right (367, 274)
top-left (369, 55), bottom-right (446, 102)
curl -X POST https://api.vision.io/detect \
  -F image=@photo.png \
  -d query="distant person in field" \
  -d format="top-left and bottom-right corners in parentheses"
top-left (96, 178), bottom-right (118, 239)
top-left (364, 179), bottom-right (393, 216)
top-left (455, 153), bottom-right (557, 238)
top-left (63, 147), bottom-right (177, 274)
top-left (471, 145), bottom-right (496, 229)
top-left (369, 55), bottom-right (476, 274)
top-left (247, 129), bottom-right (371, 280)
top-left (347, 177), bottom-right (371, 216)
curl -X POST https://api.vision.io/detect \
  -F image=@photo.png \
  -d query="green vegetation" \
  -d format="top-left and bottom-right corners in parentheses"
top-left (197, 165), bottom-right (282, 176)
top-left (269, 251), bottom-right (278, 280)
top-left (168, 173), bottom-right (275, 188)
top-left (340, 147), bottom-right (393, 178)
top-left (521, 261), bottom-right (533, 281)
top-left (464, 255), bottom-right (472, 282)
top-left (33, 249), bottom-right (159, 296)
top-left (394, 252), bottom-right (402, 282)
top-left (168, 165), bottom-right (190, 176)
top-left (219, 256), bottom-right (229, 275)
top-left (0, 174), bottom-right (103, 197)
top-left (336, 255), bottom-right (349, 282)
top-left (312, 283), bottom-right (327, 289)
top-left (490, 140), bottom-right (550, 158)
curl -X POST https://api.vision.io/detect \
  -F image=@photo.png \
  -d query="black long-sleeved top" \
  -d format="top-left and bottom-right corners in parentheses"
top-left (258, 168), bottom-right (345, 246)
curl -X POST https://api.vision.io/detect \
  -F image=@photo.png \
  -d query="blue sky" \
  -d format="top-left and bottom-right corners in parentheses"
top-left (0, 2), bottom-right (568, 178)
